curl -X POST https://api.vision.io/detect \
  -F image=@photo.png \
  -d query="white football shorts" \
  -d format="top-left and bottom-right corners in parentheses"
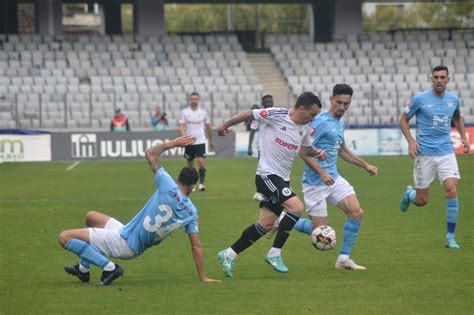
top-left (302, 176), bottom-right (355, 217)
top-left (89, 218), bottom-right (137, 259)
top-left (413, 153), bottom-right (460, 189)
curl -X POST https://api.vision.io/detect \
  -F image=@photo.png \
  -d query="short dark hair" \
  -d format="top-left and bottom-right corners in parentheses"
top-left (178, 167), bottom-right (199, 186)
top-left (190, 92), bottom-right (200, 98)
top-left (432, 65), bottom-right (449, 74)
top-left (262, 95), bottom-right (273, 102)
top-left (332, 84), bottom-right (353, 97)
top-left (261, 95), bottom-right (273, 108)
top-left (295, 92), bottom-right (321, 109)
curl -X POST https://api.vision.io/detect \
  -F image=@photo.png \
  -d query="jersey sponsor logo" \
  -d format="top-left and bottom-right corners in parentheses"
top-left (187, 119), bottom-right (204, 125)
top-left (275, 137), bottom-right (299, 150)
top-left (311, 128), bottom-right (316, 136)
top-left (282, 187), bottom-right (292, 196)
top-left (172, 191), bottom-right (180, 202)
top-left (260, 109), bottom-right (268, 117)
top-left (432, 115), bottom-right (449, 127)
top-left (280, 126), bottom-right (286, 131)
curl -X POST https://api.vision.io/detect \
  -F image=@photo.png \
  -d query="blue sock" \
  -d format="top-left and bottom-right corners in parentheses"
top-left (293, 218), bottom-right (313, 235)
top-left (65, 239), bottom-right (110, 269)
top-left (340, 218), bottom-right (361, 256)
top-left (446, 198), bottom-right (459, 239)
top-left (408, 190), bottom-right (416, 203)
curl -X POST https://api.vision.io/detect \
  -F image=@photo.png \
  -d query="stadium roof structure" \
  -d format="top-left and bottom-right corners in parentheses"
top-left (3, 0), bottom-right (472, 40)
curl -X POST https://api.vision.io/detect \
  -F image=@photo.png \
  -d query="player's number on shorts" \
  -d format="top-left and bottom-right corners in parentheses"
top-left (143, 204), bottom-right (181, 240)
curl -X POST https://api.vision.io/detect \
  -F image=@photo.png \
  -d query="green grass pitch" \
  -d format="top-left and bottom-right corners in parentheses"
top-left (1, 156), bottom-right (473, 314)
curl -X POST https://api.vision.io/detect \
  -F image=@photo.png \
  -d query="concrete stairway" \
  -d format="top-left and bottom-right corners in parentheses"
top-left (247, 53), bottom-right (295, 107)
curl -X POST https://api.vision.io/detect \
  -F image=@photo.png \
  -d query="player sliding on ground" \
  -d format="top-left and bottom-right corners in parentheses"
top-left (58, 135), bottom-right (220, 285)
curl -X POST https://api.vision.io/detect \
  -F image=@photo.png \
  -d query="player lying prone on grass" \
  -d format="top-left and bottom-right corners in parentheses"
top-left (58, 135), bottom-right (220, 285)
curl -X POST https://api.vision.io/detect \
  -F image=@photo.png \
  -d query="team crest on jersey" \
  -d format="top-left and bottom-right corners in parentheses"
top-left (260, 109), bottom-right (268, 117)
top-left (311, 128), bottom-right (316, 136)
top-left (282, 187), bottom-right (292, 196)
top-left (447, 101), bottom-right (453, 108)
top-left (299, 129), bottom-right (303, 136)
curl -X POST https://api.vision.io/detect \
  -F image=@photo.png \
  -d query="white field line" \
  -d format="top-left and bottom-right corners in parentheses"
top-left (66, 161), bottom-right (80, 171)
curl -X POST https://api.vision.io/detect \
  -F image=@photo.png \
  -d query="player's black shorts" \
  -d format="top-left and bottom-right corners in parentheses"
top-left (184, 143), bottom-right (206, 161)
top-left (255, 174), bottom-right (296, 216)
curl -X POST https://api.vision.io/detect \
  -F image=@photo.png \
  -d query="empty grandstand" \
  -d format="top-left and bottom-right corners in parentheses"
top-left (0, 1), bottom-right (473, 131)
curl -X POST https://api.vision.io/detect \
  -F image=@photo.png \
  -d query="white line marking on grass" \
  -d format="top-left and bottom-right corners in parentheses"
top-left (66, 161), bottom-right (80, 171)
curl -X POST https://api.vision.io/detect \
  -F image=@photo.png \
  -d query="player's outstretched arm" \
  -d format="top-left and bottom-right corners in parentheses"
top-left (339, 144), bottom-right (378, 176)
top-left (145, 135), bottom-right (196, 174)
top-left (188, 233), bottom-right (221, 283)
top-left (452, 111), bottom-right (470, 153)
top-left (217, 110), bottom-right (253, 136)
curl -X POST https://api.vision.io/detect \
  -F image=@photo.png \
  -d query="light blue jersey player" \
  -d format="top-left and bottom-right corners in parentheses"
top-left (120, 167), bottom-right (198, 254)
top-left (301, 111), bottom-right (344, 186)
top-left (59, 136), bottom-right (220, 285)
top-left (292, 84), bottom-right (378, 270)
top-left (399, 65), bottom-right (471, 249)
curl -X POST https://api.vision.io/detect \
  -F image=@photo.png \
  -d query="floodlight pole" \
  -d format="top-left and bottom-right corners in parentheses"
top-left (227, 4), bottom-right (233, 31)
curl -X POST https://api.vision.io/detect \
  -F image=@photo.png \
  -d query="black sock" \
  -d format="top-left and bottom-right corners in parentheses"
top-left (273, 211), bottom-right (300, 249)
top-left (199, 167), bottom-right (206, 184)
top-left (230, 222), bottom-right (267, 254)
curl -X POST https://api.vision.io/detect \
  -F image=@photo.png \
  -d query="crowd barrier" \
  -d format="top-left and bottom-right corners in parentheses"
top-left (1, 127), bottom-right (472, 163)
top-left (237, 126), bottom-right (474, 157)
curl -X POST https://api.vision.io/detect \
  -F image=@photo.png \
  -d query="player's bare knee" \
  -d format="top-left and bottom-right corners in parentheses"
top-left (85, 210), bottom-right (98, 226)
top-left (445, 187), bottom-right (457, 199)
top-left (349, 208), bottom-right (364, 221)
top-left (416, 197), bottom-right (428, 206)
top-left (259, 219), bottom-right (274, 231)
top-left (58, 231), bottom-right (71, 247)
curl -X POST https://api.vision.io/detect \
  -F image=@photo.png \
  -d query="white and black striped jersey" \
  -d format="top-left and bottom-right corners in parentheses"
top-left (252, 107), bottom-right (314, 181)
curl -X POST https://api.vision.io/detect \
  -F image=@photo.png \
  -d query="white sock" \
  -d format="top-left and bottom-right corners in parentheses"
top-left (337, 254), bottom-right (349, 263)
top-left (225, 247), bottom-right (238, 260)
top-left (79, 264), bottom-right (89, 273)
top-left (103, 262), bottom-right (116, 271)
top-left (267, 247), bottom-right (281, 257)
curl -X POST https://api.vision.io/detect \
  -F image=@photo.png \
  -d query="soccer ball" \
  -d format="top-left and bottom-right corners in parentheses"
top-left (311, 225), bottom-right (336, 251)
